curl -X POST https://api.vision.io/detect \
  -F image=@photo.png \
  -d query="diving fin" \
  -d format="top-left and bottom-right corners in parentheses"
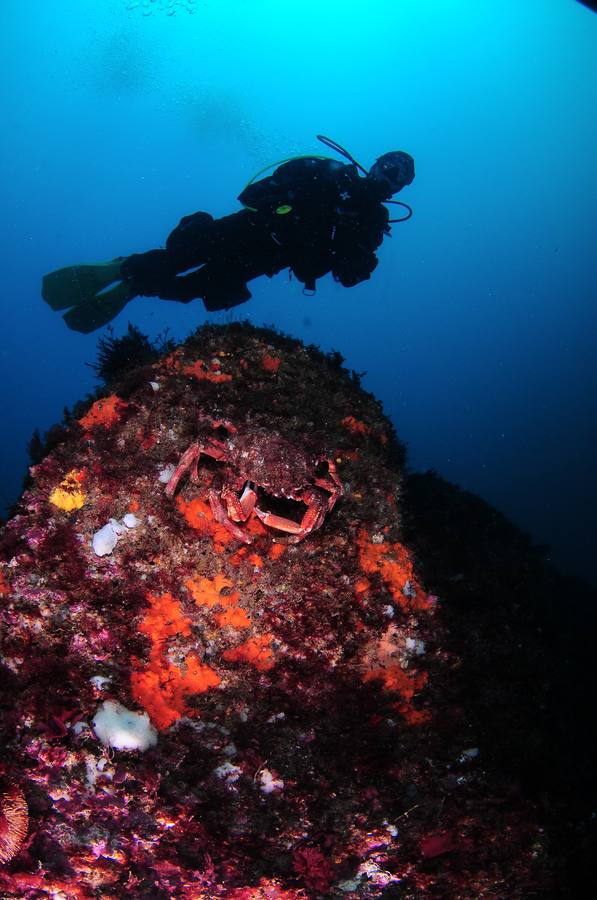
top-left (42, 258), bottom-right (125, 312)
top-left (62, 281), bottom-right (133, 334)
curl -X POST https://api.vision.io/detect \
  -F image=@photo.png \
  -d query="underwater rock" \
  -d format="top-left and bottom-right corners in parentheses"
top-left (0, 323), bottom-right (594, 898)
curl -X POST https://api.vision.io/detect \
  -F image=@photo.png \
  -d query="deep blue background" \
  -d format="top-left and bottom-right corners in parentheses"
top-left (1, 0), bottom-right (595, 584)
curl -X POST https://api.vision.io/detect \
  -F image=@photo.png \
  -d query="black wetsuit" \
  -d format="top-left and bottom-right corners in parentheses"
top-left (120, 157), bottom-right (392, 311)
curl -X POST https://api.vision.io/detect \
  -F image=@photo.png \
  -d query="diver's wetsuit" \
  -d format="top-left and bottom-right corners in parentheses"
top-left (120, 158), bottom-right (392, 311)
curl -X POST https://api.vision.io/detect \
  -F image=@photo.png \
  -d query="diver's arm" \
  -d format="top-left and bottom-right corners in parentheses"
top-left (331, 198), bottom-right (389, 287)
top-left (331, 249), bottom-right (379, 288)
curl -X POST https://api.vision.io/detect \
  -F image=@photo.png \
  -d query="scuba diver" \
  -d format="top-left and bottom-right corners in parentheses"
top-left (42, 136), bottom-right (415, 333)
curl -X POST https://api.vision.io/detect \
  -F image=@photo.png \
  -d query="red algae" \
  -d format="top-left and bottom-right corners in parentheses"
top-left (358, 529), bottom-right (432, 611)
top-left (223, 633), bottom-right (275, 672)
top-left (340, 414), bottom-right (371, 436)
top-left (215, 605), bottom-right (252, 629)
top-left (185, 573), bottom-right (252, 628)
top-left (268, 542), bottom-right (286, 560)
top-left (138, 591), bottom-right (193, 642)
top-left (160, 347), bottom-right (234, 383)
top-left (131, 652), bottom-right (221, 730)
top-left (176, 494), bottom-right (234, 551)
top-left (131, 592), bottom-right (221, 728)
top-left (360, 623), bottom-right (430, 724)
top-left (292, 846), bottom-right (333, 895)
top-left (183, 359), bottom-right (233, 383)
top-left (262, 352), bottom-right (281, 373)
top-left (227, 881), bottom-right (307, 899)
top-left (185, 573), bottom-right (235, 609)
top-left (78, 394), bottom-right (127, 430)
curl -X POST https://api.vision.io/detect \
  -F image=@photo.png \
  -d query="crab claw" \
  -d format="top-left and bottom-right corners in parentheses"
top-left (254, 488), bottom-right (329, 543)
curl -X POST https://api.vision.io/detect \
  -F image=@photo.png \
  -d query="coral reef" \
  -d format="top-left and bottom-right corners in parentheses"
top-left (0, 323), bottom-right (594, 898)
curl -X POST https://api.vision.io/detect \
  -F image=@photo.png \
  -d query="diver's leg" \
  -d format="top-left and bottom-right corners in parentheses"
top-left (119, 249), bottom-right (176, 297)
top-left (201, 279), bottom-right (252, 312)
top-left (119, 211), bottom-right (216, 297)
top-left (146, 264), bottom-right (252, 309)
top-left (122, 209), bottom-right (279, 307)
top-left (164, 211), bottom-right (215, 271)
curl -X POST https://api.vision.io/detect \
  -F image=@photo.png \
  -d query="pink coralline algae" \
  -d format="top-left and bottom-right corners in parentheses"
top-left (0, 323), bottom-right (593, 898)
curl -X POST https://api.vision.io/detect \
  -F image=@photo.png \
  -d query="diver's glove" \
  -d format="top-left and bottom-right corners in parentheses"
top-left (332, 251), bottom-right (379, 288)
top-left (42, 258), bottom-right (133, 333)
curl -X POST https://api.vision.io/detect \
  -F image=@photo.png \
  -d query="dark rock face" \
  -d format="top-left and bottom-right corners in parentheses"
top-left (0, 323), bottom-right (594, 898)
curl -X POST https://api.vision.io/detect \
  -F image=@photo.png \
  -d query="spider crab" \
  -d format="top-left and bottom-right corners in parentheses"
top-left (165, 419), bottom-right (343, 544)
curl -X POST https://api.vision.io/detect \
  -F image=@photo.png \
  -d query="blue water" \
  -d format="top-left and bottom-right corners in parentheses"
top-left (1, 0), bottom-right (595, 584)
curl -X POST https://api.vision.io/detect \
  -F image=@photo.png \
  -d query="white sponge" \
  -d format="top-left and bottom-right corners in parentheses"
top-left (92, 700), bottom-right (157, 751)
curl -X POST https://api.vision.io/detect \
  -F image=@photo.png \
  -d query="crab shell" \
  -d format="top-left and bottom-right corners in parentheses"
top-left (216, 428), bottom-right (327, 499)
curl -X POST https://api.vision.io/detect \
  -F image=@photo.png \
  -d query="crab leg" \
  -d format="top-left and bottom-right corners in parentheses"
top-left (165, 442), bottom-right (227, 497)
top-left (210, 419), bottom-right (237, 434)
top-left (208, 489), bottom-right (253, 544)
top-left (222, 483), bottom-right (257, 522)
top-left (314, 458), bottom-right (344, 511)
top-left (165, 444), bottom-right (201, 497)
